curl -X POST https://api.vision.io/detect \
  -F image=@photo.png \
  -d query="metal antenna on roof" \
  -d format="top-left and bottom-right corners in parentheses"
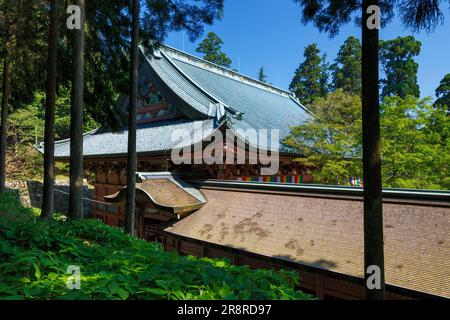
top-left (238, 57), bottom-right (241, 73)
top-left (182, 29), bottom-right (185, 51)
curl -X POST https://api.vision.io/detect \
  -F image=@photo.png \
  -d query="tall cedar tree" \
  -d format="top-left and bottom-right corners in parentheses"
top-left (293, 0), bottom-right (449, 299)
top-left (0, 0), bottom-right (46, 192)
top-left (34, 0), bottom-right (223, 221)
top-left (289, 44), bottom-right (329, 105)
top-left (124, 1), bottom-right (225, 234)
top-left (258, 66), bottom-right (268, 83)
top-left (125, 0), bottom-right (139, 236)
top-left (380, 36), bottom-right (421, 99)
top-left (1, 1), bottom-right (225, 134)
top-left (331, 36), bottom-right (362, 95)
top-left (360, 3), bottom-right (385, 299)
top-left (70, 0), bottom-right (130, 130)
top-left (41, 0), bottom-right (59, 218)
top-left (435, 73), bottom-right (450, 112)
top-left (0, 48), bottom-right (10, 194)
top-left (0, 0), bottom-right (13, 193)
top-left (57, 1), bottom-right (225, 131)
top-left (196, 32), bottom-right (232, 68)
top-left (69, 0), bottom-right (85, 220)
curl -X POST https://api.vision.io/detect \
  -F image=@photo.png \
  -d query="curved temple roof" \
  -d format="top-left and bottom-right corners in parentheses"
top-left (43, 119), bottom-right (216, 159)
top-left (44, 44), bottom-right (311, 159)
top-left (104, 172), bottom-right (207, 218)
top-left (160, 45), bottom-right (311, 139)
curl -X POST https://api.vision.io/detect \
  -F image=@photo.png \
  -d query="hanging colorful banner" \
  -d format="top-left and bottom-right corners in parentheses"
top-left (237, 175), bottom-right (308, 184)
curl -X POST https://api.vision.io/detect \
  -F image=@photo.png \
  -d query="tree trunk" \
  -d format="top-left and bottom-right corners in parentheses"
top-left (362, 0), bottom-right (385, 300)
top-left (41, 0), bottom-right (59, 218)
top-left (69, 0), bottom-right (85, 220)
top-left (0, 54), bottom-right (11, 193)
top-left (124, 0), bottom-right (140, 235)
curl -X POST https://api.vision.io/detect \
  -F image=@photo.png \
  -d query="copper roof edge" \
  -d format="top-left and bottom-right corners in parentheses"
top-left (187, 179), bottom-right (450, 207)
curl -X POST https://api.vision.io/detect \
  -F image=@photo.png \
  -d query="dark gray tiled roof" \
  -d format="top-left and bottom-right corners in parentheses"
top-left (46, 119), bottom-right (216, 159)
top-left (142, 50), bottom-right (215, 117)
top-left (168, 54), bottom-right (310, 139)
top-left (48, 44), bottom-right (311, 158)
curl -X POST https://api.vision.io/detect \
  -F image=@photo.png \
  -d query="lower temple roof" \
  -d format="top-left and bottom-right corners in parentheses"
top-left (164, 186), bottom-right (450, 298)
top-left (44, 119), bottom-right (216, 160)
top-left (104, 172), bottom-right (207, 217)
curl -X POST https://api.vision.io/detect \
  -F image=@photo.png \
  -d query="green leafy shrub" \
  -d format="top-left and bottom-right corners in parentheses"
top-left (0, 193), bottom-right (313, 300)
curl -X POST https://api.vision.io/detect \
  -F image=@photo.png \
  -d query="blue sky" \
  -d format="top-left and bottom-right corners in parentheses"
top-left (165, 0), bottom-right (450, 99)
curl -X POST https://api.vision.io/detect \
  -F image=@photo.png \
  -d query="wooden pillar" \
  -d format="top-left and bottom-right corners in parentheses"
top-left (315, 274), bottom-right (325, 300)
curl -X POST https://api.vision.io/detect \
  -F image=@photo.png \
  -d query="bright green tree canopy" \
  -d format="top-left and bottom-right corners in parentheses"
top-left (284, 90), bottom-right (362, 185)
top-left (285, 91), bottom-right (450, 189)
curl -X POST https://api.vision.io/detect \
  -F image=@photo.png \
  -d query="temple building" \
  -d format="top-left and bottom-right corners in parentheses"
top-left (45, 44), bottom-right (450, 300)
top-left (49, 44), bottom-right (314, 228)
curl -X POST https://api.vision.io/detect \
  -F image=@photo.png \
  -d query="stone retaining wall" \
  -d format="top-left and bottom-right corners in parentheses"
top-left (5, 180), bottom-right (93, 217)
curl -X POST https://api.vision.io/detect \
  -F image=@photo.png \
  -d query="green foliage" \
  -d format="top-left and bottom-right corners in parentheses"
top-left (293, 1), bottom-right (448, 37)
top-left (1, 1), bottom-right (224, 131)
top-left (380, 96), bottom-right (450, 189)
top-left (9, 88), bottom-right (98, 144)
top-left (291, 34), bottom-right (425, 103)
top-left (285, 91), bottom-right (450, 189)
top-left (289, 44), bottom-right (329, 105)
top-left (0, 193), bottom-right (313, 300)
top-left (140, 0), bottom-right (225, 45)
top-left (5, 88), bottom-right (98, 180)
top-left (284, 90), bottom-right (362, 185)
top-left (196, 32), bottom-right (232, 68)
top-left (1, 1), bottom-right (224, 180)
top-left (380, 36), bottom-right (421, 99)
top-left (331, 36), bottom-right (361, 95)
top-left (435, 73), bottom-right (450, 113)
top-left (59, 0), bottom-right (224, 129)
top-left (0, 0), bottom-right (48, 107)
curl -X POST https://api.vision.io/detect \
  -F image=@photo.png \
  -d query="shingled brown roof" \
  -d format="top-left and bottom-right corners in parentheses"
top-left (165, 188), bottom-right (450, 298)
top-left (137, 179), bottom-right (201, 208)
top-left (104, 174), bottom-right (207, 216)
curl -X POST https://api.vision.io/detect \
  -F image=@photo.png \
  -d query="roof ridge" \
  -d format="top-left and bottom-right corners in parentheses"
top-left (143, 45), bottom-right (244, 119)
top-left (159, 43), bottom-right (296, 98)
